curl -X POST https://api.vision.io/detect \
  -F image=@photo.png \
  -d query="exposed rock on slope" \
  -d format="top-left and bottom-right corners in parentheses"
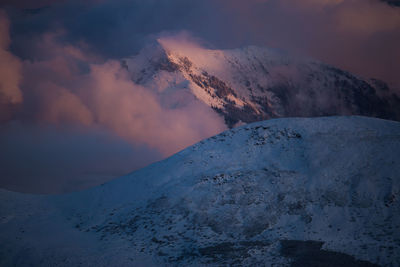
top-left (0, 116), bottom-right (399, 266)
top-left (124, 39), bottom-right (400, 127)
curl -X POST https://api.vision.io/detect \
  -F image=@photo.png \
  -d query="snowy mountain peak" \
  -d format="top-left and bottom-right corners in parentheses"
top-left (124, 38), bottom-right (400, 128)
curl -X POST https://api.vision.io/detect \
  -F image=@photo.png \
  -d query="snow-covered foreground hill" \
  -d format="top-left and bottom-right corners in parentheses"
top-left (124, 38), bottom-right (400, 128)
top-left (1, 116), bottom-right (400, 266)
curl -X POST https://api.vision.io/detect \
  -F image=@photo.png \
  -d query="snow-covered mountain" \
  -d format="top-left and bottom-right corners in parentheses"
top-left (0, 116), bottom-right (399, 266)
top-left (123, 38), bottom-right (400, 127)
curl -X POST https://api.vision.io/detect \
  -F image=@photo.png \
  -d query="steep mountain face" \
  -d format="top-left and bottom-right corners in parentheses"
top-left (124, 39), bottom-right (400, 128)
top-left (0, 116), bottom-right (399, 266)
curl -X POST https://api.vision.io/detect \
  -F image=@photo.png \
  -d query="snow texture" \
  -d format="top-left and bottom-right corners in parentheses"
top-left (124, 40), bottom-right (400, 128)
top-left (0, 116), bottom-right (399, 266)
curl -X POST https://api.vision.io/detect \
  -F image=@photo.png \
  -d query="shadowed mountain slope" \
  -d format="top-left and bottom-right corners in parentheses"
top-left (0, 116), bottom-right (399, 266)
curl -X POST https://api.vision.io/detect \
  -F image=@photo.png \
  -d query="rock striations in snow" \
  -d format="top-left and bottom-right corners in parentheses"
top-left (123, 38), bottom-right (400, 128)
top-left (0, 116), bottom-right (399, 266)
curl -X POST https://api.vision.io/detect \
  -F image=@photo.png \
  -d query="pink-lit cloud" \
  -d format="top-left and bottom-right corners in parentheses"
top-left (82, 60), bottom-right (225, 155)
top-left (0, 11), bottom-right (22, 105)
top-left (0, 18), bottom-right (226, 192)
top-left (13, 28), bottom-right (226, 156)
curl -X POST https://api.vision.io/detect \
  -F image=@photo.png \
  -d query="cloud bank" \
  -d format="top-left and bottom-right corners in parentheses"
top-left (0, 123), bottom-right (162, 193)
top-left (6, 0), bottom-right (399, 86)
top-left (0, 10), bottom-right (22, 121)
top-left (0, 13), bottom-right (225, 193)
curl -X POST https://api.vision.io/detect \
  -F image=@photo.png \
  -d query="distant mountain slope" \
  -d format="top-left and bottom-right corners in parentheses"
top-left (124, 39), bottom-right (400, 128)
top-left (0, 116), bottom-right (399, 266)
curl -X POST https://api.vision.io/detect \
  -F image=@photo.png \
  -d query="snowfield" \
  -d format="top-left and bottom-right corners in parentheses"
top-left (124, 38), bottom-right (400, 128)
top-left (0, 116), bottom-right (400, 266)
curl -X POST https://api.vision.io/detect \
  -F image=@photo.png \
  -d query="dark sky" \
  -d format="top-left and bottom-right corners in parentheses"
top-left (0, 0), bottom-right (399, 193)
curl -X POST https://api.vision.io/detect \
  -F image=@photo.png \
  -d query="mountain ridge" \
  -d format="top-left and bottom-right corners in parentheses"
top-left (1, 116), bottom-right (399, 266)
top-left (124, 39), bottom-right (400, 128)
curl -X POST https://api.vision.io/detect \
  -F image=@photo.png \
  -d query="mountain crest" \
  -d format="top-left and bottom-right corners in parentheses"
top-left (124, 38), bottom-right (400, 128)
